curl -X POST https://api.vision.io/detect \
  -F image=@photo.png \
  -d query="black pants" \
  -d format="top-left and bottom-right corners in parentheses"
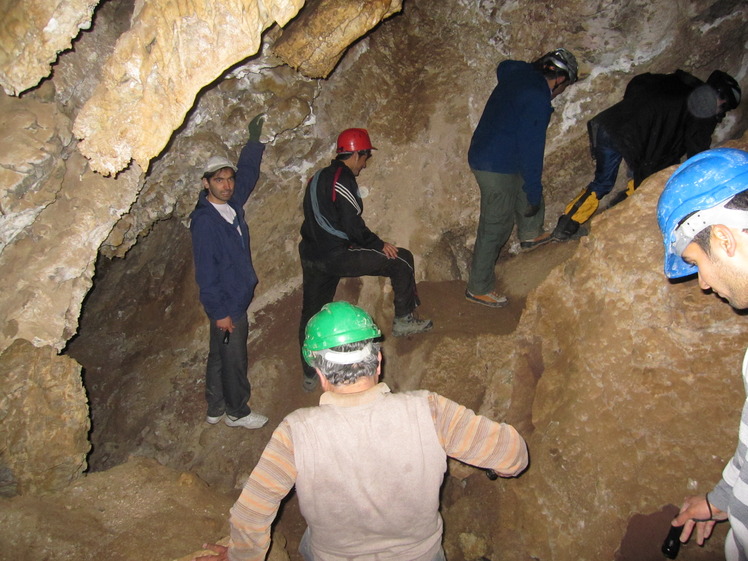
top-left (298, 246), bottom-right (420, 377)
top-left (205, 313), bottom-right (251, 418)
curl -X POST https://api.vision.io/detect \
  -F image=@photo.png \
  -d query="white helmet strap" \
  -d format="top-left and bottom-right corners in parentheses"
top-left (673, 201), bottom-right (748, 256)
top-left (318, 343), bottom-right (374, 365)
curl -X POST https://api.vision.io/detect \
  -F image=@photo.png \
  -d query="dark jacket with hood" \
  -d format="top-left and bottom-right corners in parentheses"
top-left (467, 60), bottom-right (554, 207)
top-left (190, 141), bottom-right (264, 321)
top-left (591, 69), bottom-right (718, 185)
top-left (299, 159), bottom-right (384, 261)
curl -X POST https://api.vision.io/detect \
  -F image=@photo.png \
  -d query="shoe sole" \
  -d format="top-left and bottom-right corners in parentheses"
top-left (225, 420), bottom-right (267, 429)
top-left (465, 294), bottom-right (508, 308)
top-left (206, 414), bottom-right (224, 424)
top-left (392, 322), bottom-right (433, 337)
top-left (224, 415), bottom-right (268, 429)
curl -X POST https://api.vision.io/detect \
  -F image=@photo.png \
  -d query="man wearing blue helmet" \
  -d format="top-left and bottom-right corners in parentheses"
top-left (657, 147), bottom-right (748, 559)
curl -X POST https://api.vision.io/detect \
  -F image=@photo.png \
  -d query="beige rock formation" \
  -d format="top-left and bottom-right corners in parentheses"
top-left (272, 0), bottom-right (403, 78)
top-left (0, 339), bottom-right (89, 495)
top-left (0, 0), bottom-right (99, 95)
top-left (72, 0), bottom-right (304, 176)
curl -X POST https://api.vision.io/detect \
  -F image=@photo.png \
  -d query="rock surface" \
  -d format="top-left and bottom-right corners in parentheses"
top-left (0, 339), bottom-right (89, 495)
top-left (0, 0), bottom-right (99, 95)
top-left (0, 0), bottom-right (747, 559)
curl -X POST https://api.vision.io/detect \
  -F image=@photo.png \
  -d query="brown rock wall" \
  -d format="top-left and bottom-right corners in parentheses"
top-left (0, 339), bottom-right (89, 495)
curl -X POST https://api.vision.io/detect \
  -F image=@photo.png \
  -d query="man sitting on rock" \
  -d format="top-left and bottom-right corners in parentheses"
top-left (297, 128), bottom-right (432, 392)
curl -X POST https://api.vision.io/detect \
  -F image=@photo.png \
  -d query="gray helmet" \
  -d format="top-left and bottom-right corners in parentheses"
top-left (537, 48), bottom-right (578, 84)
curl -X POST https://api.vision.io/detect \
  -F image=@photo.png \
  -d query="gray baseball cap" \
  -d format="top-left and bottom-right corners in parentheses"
top-left (203, 156), bottom-right (237, 175)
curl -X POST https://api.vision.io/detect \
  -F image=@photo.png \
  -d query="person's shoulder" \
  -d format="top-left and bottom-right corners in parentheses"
top-left (189, 200), bottom-right (212, 227)
top-left (497, 59), bottom-right (530, 77)
top-left (285, 404), bottom-right (324, 424)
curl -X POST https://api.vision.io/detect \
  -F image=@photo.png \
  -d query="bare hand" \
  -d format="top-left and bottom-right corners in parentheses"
top-left (672, 495), bottom-right (726, 545)
top-left (194, 543), bottom-right (228, 561)
top-left (216, 316), bottom-right (234, 333)
top-left (382, 242), bottom-right (398, 259)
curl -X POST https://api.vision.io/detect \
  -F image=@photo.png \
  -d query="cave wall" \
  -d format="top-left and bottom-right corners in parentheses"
top-left (0, 0), bottom-right (747, 559)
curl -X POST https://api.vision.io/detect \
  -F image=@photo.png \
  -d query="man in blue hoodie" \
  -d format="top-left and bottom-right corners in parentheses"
top-left (190, 114), bottom-right (268, 430)
top-left (465, 48), bottom-right (578, 308)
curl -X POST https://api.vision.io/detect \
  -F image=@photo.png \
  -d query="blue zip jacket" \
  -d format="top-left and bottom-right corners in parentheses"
top-left (468, 60), bottom-right (553, 206)
top-left (190, 141), bottom-right (264, 321)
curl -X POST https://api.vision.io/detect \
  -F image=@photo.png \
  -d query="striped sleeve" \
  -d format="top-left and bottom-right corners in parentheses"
top-left (427, 392), bottom-right (528, 476)
top-left (228, 420), bottom-right (297, 561)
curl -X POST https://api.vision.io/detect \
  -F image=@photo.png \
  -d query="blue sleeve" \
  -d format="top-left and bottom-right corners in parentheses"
top-left (234, 141), bottom-right (265, 206)
top-left (191, 215), bottom-right (228, 321)
top-left (517, 89), bottom-right (553, 206)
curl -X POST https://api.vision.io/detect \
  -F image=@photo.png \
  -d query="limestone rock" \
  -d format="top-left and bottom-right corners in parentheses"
top-left (0, 456), bottom-right (234, 561)
top-left (272, 0), bottom-right (403, 78)
top-left (0, 0), bottom-right (99, 95)
top-left (0, 149), bottom-right (143, 353)
top-left (504, 134), bottom-right (748, 560)
top-left (72, 0), bottom-right (305, 176)
top-left (0, 339), bottom-right (89, 495)
top-left (0, 91), bottom-right (73, 252)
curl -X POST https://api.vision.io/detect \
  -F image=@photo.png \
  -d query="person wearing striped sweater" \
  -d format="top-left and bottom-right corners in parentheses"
top-left (196, 301), bottom-right (528, 561)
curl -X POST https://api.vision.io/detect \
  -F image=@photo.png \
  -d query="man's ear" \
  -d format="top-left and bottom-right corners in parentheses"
top-left (201, 177), bottom-right (209, 190)
top-left (317, 369), bottom-right (332, 392)
top-left (711, 224), bottom-right (739, 257)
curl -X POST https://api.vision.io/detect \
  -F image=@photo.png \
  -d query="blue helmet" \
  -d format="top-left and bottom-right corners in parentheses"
top-left (657, 148), bottom-right (748, 279)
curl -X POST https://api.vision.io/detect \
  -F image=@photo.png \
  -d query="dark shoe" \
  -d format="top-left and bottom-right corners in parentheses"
top-left (392, 313), bottom-right (433, 337)
top-left (520, 232), bottom-right (552, 250)
top-left (465, 289), bottom-right (508, 308)
top-left (608, 190), bottom-right (629, 207)
top-left (302, 373), bottom-right (319, 392)
top-left (551, 215), bottom-right (580, 242)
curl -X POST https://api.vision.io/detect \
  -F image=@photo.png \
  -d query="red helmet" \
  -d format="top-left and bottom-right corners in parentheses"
top-left (336, 128), bottom-right (376, 153)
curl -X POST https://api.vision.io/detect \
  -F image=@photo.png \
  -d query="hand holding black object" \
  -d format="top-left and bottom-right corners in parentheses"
top-left (248, 113), bottom-right (266, 143)
top-left (661, 524), bottom-right (683, 559)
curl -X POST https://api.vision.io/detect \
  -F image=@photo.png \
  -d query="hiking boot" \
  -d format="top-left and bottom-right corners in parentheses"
top-left (302, 373), bottom-right (319, 393)
top-left (225, 412), bottom-right (268, 429)
top-left (520, 232), bottom-right (552, 250)
top-left (465, 289), bottom-right (508, 308)
top-left (206, 413), bottom-right (224, 424)
top-left (552, 215), bottom-right (588, 242)
top-left (392, 313), bottom-right (433, 337)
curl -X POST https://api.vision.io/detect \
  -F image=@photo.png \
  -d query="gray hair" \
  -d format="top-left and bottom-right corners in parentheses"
top-left (311, 339), bottom-right (381, 386)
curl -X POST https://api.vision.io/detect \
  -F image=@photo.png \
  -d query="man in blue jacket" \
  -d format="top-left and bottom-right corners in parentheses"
top-left (190, 114), bottom-right (268, 430)
top-left (466, 48), bottom-right (578, 308)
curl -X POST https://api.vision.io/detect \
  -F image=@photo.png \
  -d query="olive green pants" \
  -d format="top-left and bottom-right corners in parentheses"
top-left (467, 170), bottom-right (545, 295)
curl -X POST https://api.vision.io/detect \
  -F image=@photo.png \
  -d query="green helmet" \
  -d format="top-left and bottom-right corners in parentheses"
top-left (302, 302), bottom-right (382, 366)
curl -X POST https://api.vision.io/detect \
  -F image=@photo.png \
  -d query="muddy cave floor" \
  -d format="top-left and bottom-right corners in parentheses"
top-left (5, 237), bottom-right (713, 561)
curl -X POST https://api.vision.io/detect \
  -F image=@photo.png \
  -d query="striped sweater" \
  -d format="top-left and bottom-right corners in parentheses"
top-left (711, 350), bottom-right (748, 561)
top-left (227, 383), bottom-right (528, 561)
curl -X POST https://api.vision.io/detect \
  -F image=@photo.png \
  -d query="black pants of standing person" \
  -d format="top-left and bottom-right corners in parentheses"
top-left (205, 313), bottom-right (251, 419)
top-left (298, 246), bottom-right (420, 379)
